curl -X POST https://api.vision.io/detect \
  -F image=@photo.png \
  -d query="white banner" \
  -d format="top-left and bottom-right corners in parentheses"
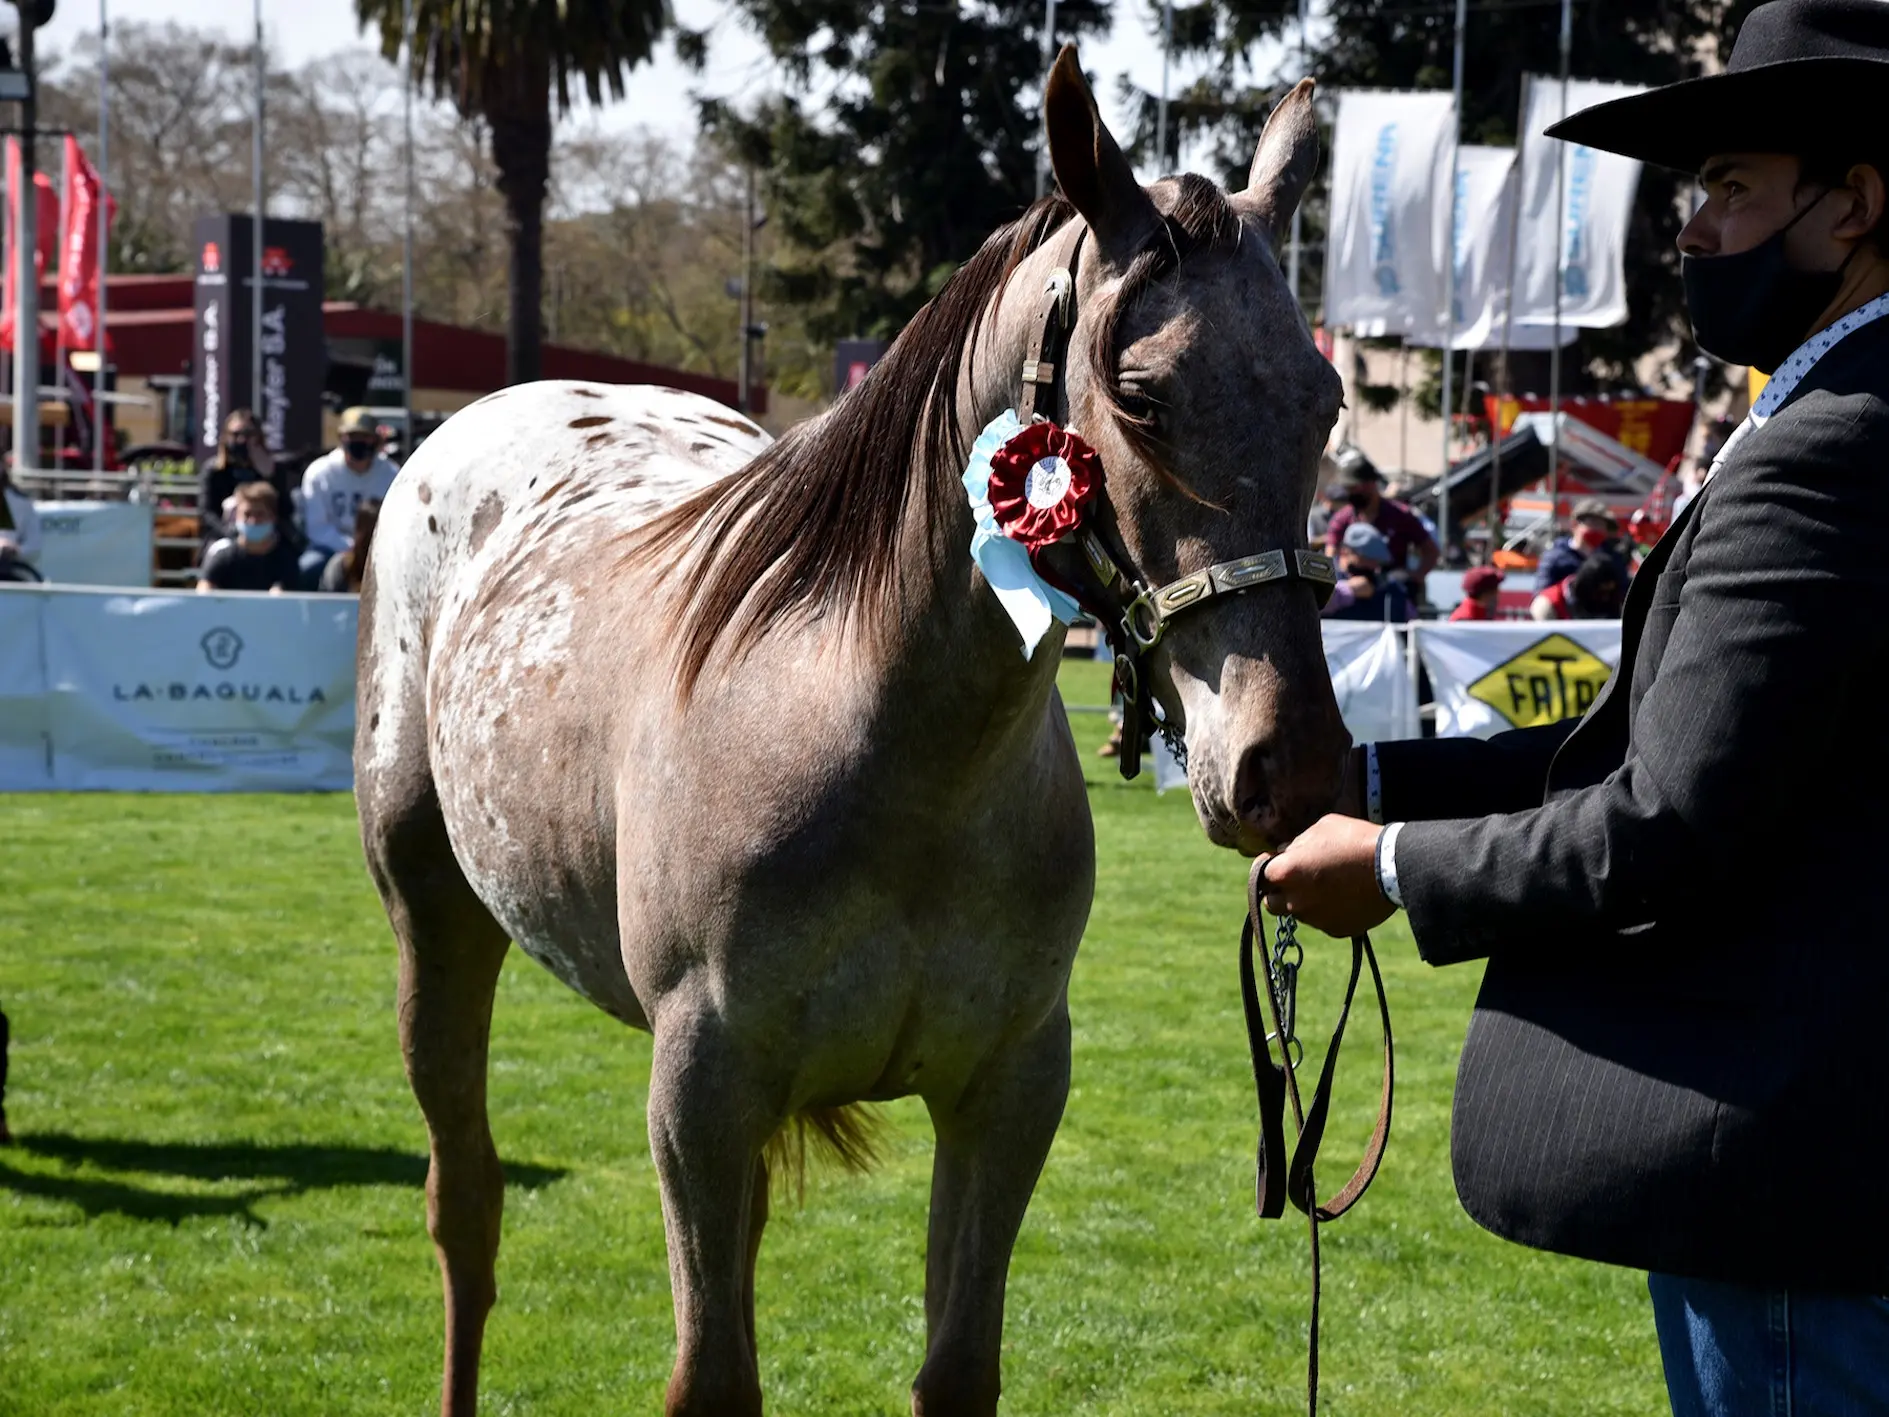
top-left (1407, 145), bottom-right (1515, 350)
top-left (0, 588), bottom-right (51, 785)
top-left (0, 586), bottom-right (360, 791)
top-left (1324, 91), bottom-right (1458, 338)
top-left (1510, 76), bottom-right (1646, 333)
top-left (1415, 621), bottom-right (1622, 738)
top-left (1153, 622), bottom-right (1414, 791)
top-left (31, 500), bottom-right (155, 586)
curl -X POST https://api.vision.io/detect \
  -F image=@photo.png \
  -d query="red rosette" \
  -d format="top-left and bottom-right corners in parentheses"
top-left (986, 420), bottom-right (1099, 553)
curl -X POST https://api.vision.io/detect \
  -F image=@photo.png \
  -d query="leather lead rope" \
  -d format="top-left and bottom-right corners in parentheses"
top-left (1240, 857), bottom-right (1394, 1417)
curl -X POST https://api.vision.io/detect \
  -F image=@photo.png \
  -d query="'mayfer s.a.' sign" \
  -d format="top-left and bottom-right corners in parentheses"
top-left (193, 215), bottom-right (326, 464)
top-left (1416, 622), bottom-right (1623, 739)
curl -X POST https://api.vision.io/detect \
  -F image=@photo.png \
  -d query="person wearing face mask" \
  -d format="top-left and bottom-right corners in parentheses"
top-left (298, 408), bottom-right (400, 590)
top-left (1533, 498), bottom-right (1631, 597)
top-left (197, 482), bottom-right (301, 592)
top-left (1323, 447), bottom-right (1440, 597)
top-left (197, 408), bottom-right (293, 550)
top-left (1321, 522), bottom-right (1413, 622)
top-left (1249, 4), bottom-right (1889, 1411)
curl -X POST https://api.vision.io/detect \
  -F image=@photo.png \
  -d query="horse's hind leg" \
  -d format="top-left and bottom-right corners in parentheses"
top-left (362, 771), bottom-right (511, 1417)
top-left (912, 1004), bottom-right (1071, 1417)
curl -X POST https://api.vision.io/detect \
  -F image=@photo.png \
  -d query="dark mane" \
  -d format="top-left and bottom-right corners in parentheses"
top-left (639, 175), bottom-right (1239, 696)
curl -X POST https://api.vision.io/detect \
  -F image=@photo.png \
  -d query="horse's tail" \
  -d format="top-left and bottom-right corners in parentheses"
top-left (763, 1103), bottom-right (890, 1201)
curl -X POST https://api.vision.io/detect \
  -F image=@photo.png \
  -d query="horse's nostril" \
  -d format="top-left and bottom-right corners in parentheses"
top-left (1233, 743), bottom-right (1276, 827)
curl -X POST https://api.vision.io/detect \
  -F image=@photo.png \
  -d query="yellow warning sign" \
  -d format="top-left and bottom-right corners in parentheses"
top-left (1467, 633), bottom-right (1612, 729)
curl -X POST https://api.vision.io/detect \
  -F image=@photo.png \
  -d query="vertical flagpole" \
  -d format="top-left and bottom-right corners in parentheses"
top-left (1546, 0), bottom-right (1570, 532)
top-left (94, 0), bottom-right (109, 473)
top-left (1286, 0), bottom-right (1308, 308)
top-left (1437, 0), bottom-right (1465, 562)
top-left (1490, 76), bottom-right (1529, 558)
top-left (52, 139), bottom-right (64, 469)
top-left (1156, 0), bottom-right (1172, 174)
top-left (12, 9), bottom-right (37, 479)
top-left (402, 0), bottom-right (414, 460)
top-left (1035, 0), bottom-right (1056, 198)
top-left (251, 0), bottom-right (264, 445)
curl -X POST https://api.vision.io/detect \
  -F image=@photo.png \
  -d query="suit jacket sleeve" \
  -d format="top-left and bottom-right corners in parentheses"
top-left (1374, 720), bottom-right (1580, 823)
top-left (1395, 392), bottom-right (1889, 966)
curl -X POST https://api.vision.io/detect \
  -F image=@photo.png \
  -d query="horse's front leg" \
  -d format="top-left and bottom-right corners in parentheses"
top-left (648, 1011), bottom-right (779, 1417)
top-left (913, 1002), bottom-right (1071, 1417)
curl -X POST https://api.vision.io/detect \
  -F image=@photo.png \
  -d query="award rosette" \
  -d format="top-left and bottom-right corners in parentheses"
top-left (961, 410), bottom-right (1084, 660)
top-left (985, 420), bottom-right (1099, 553)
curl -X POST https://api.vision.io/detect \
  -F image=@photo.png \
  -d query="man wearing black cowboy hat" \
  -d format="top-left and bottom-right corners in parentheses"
top-left (1256, 2), bottom-right (1889, 1410)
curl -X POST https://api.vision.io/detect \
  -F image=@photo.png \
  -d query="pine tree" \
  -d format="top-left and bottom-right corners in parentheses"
top-left (697, 0), bottom-right (1110, 360)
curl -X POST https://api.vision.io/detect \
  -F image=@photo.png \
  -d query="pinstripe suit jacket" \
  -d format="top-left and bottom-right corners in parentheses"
top-left (1377, 316), bottom-right (1889, 1292)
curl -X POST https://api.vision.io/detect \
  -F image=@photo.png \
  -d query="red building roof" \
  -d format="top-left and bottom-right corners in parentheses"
top-left (40, 275), bottom-right (762, 413)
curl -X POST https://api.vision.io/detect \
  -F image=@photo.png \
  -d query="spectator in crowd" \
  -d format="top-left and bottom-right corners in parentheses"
top-left (0, 468), bottom-right (41, 581)
top-left (1306, 480), bottom-right (1346, 545)
top-left (300, 408), bottom-right (400, 590)
top-left (1450, 564), bottom-right (1504, 621)
top-left (1322, 522), bottom-right (1412, 622)
top-left (1324, 448), bottom-right (1440, 588)
top-left (198, 408), bottom-right (294, 549)
top-left (197, 482), bottom-right (301, 593)
top-left (1534, 498), bottom-right (1631, 592)
top-left (319, 499), bottom-right (381, 593)
top-left (1529, 553), bottom-right (1623, 621)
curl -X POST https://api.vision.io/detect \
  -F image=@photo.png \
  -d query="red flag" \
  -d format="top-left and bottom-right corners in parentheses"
top-left (2, 138), bottom-right (60, 351)
top-left (58, 136), bottom-right (115, 353)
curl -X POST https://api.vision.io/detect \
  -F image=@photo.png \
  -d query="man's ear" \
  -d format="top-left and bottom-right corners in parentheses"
top-left (1832, 161), bottom-right (1889, 248)
top-left (1043, 44), bottom-right (1160, 265)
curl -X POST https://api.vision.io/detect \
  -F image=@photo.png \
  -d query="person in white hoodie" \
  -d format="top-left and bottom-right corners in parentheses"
top-left (298, 407), bottom-right (399, 588)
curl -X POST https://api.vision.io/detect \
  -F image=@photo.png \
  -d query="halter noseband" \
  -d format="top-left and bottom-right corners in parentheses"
top-left (1013, 228), bottom-right (1338, 778)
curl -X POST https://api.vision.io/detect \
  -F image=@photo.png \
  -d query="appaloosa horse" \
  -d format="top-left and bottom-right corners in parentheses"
top-left (356, 48), bottom-right (1346, 1417)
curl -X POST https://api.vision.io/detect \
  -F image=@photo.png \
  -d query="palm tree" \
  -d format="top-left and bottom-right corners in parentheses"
top-left (355, 0), bottom-right (669, 385)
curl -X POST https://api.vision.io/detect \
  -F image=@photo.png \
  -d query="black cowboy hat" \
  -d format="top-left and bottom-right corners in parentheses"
top-left (1544, 0), bottom-right (1889, 174)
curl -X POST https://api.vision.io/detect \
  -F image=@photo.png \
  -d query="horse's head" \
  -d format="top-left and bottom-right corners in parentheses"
top-left (1042, 49), bottom-right (1349, 852)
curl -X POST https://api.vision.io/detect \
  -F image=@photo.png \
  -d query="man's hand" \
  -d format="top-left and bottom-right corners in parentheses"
top-left (1256, 813), bottom-right (1396, 937)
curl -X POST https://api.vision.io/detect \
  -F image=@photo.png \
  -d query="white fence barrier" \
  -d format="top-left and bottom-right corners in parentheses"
top-left (1414, 621), bottom-right (1622, 738)
top-left (0, 585), bottom-right (357, 791)
top-left (0, 586), bottom-right (1628, 793)
top-left (32, 501), bottom-right (156, 587)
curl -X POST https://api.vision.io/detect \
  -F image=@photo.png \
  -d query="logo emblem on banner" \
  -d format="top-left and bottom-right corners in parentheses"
top-left (201, 626), bottom-right (245, 671)
top-left (1467, 632), bottom-right (1610, 728)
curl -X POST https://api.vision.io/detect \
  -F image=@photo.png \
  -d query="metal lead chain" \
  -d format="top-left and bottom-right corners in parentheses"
top-left (1270, 913), bottom-right (1305, 1070)
top-left (1158, 720), bottom-right (1189, 772)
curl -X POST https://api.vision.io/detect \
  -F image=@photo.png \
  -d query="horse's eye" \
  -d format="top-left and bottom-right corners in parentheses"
top-left (1115, 384), bottom-right (1161, 426)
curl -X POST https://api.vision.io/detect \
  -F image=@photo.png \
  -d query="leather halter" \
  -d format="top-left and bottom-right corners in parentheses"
top-left (1009, 228), bottom-right (1339, 778)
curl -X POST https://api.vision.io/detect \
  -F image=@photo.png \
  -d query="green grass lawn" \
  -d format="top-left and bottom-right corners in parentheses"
top-left (0, 661), bottom-right (1665, 1416)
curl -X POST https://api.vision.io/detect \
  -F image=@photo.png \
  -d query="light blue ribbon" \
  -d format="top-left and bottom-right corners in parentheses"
top-left (962, 409), bottom-right (1083, 660)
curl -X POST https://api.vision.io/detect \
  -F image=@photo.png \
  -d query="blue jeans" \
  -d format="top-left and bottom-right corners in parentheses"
top-left (297, 546), bottom-right (332, 591)
top-left (1650, 1272), bottom-right (1889, 1416)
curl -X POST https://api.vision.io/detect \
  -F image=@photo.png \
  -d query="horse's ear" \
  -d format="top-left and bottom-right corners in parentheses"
top-left (1241, 78), bottom-right (1320, 241)
top-left (1045, 45), bottom-right (1159, 264)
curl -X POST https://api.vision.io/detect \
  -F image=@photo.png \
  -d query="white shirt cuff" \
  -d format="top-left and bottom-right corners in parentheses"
top-left (1365, 743), bottom-right (1385, 825)
top-left (1375, 821), bottom-right (1406, 909)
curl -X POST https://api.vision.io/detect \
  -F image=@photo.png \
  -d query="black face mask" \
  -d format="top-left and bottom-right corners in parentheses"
top-left (1345, 490), bottom-right (1375, 510)
top-left (343, 440), bottom-right (376, 462)
top-left (1682, 191), bottom-right (1849, 374)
